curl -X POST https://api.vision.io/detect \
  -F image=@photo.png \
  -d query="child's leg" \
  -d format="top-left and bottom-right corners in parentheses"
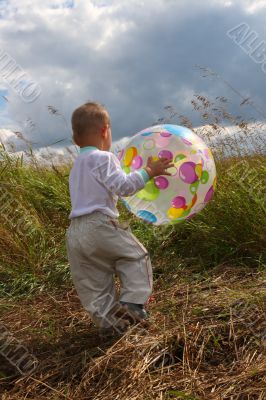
top-left (114, 227), bottom-right (153, 305)
top-left (66, 212), bottom-right (153, 329)
top-left (66, 217), bottom-right (121, 329)
top-left (94, 219), bottom-right (153, 305)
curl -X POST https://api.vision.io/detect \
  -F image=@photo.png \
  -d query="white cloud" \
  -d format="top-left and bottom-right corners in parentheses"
top-left (2, 122), bottom-right (264, 167)
top-left (240, 0), bottom-right (266, 13)
top-left (0, 127), bottom-right (78, 164)
top-left (0, 0), bottom-right (265, 148)
top-left (0, 128), bottom-right (15, 144)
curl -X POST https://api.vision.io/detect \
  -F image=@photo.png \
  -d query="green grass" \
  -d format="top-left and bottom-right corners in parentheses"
top-left (0, 144), bottom-right (265, 299)
top-left (0, 142), bottom-right (265, 400)
top-left (122, 155), bottom-right (266, 274)
top-left (1, 95), bottom-right (266, 399)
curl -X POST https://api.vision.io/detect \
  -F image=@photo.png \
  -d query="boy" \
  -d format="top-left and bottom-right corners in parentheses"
top-left (66, 102), bottom-right (173, 337)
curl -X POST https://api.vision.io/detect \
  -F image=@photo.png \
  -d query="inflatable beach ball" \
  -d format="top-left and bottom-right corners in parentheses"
top-left (117, 124), bottom-right (216, 225)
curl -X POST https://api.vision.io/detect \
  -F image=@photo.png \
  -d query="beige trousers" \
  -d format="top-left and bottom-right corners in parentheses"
top-left (66, 211), bottom-right (153, 328)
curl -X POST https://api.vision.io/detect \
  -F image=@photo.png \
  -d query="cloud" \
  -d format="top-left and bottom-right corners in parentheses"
top-left (2, 121), bottom-right (264, 168)
top-left (0, 0), bottom-right (266, 148)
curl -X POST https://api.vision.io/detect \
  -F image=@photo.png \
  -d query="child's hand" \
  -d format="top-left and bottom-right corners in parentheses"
top-left (144, 156), bottom-right (174, 178)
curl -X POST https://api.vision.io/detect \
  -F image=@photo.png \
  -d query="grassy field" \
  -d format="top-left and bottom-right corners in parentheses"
top-left (0, 118), bottom-right (266, 399)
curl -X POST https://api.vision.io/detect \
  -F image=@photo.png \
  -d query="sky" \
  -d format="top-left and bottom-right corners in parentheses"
top-left (0, 0), bottom-right (266, 150)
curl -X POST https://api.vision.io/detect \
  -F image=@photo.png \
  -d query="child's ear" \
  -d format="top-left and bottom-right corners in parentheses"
top-left (101, 125), bottom-right (108, 138)
top-left (72, 134), bottom-right (80, 146)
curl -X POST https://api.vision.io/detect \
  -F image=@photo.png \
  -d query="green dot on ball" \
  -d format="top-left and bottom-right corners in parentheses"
top-left (123, 166), bottom-right (131, 174)
top-left (174, 154), bottom-right (186, 162)
top-left (136, 180), bottom-right (160, 201)
top-left (200, 170), bottom-right (209, 184)
top-left (181, 208), bottom-right (191, 218)
top-left (190, 181), bottom-right (199, 194)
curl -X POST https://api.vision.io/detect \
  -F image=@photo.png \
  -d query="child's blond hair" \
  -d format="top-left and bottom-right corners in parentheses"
top-left (71, 102), bottom-right (110, 144)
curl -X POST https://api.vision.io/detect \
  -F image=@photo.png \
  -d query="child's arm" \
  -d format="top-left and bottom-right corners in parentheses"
top-left (92, 152), bottom-right (173, 197)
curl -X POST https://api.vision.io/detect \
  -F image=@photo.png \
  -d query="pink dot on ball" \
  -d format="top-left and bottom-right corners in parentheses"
top-left (160, 131), bottom-right (172, 137)
top-left (172, 196), bottom-right (186, 208)
top-left (158, 150), bottom-right (173, 160)
top-left (131, 155), bottom-right (143, 170)
top-left (154, 176), bottom-right (169, 190)
top-left (204, 148), bottom-right (210, 159)
top-left (179, 162), bottom-right (198, 184)
top-left (156, 136), bottom-right (171, 148)
top-left (181, 138), bottom-right (192, 146)
top-left (204, 186), bottom-right (214, 203)
top-left (117, 149), bottom-right (124, 161)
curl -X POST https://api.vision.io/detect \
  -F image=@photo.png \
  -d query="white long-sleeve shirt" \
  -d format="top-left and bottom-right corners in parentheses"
top-left (69, 146), bottom-right (150, 219)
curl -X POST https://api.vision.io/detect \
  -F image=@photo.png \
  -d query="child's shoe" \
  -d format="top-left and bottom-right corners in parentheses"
top-left (119, 301), bottom-right (150, 327)
top-left (98, 319), bottom-right (130, 339)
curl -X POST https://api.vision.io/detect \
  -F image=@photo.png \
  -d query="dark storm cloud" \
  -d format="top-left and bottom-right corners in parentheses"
top-left (0, 0), bottom-right (266, 148)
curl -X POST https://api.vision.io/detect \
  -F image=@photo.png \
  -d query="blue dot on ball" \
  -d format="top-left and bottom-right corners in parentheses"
top-left (163, 124), bottom-right (191, 137)
top-left (141, 131), bottom-right (153, 136)
top-left (137, 210), bottom-right (157, 224)
top-left (121, 199), bottom-right (131, 211)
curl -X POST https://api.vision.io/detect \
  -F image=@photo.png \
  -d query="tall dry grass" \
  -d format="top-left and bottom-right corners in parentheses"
top-left (0, 94), bottom-right (265, 400)
top-left (0, 96), bottom-right (265, 297)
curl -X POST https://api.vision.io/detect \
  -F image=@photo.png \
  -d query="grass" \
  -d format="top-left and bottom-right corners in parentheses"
top-left (0, 266), bottom-right (265, 399)
top-left (0, 96), bottom-right (266, 398)
top-left (0, 150), bottom-right (265, 299)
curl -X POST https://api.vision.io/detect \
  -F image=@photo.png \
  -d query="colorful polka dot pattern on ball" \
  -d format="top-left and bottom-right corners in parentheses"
top-left (119, 124), bottom-right (216, 225)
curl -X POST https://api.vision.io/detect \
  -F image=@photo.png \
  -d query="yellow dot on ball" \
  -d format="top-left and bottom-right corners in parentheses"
top-left (208, 148), bottom-right (214, 159)
top-left (195, 163), bottom-right (203, 178)
top-left (124, 147), bottom-right (138, 166)
top-left (167, 207), bottom-right (184, 219)
top-left (213, 176), bottom-right (217, 190)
